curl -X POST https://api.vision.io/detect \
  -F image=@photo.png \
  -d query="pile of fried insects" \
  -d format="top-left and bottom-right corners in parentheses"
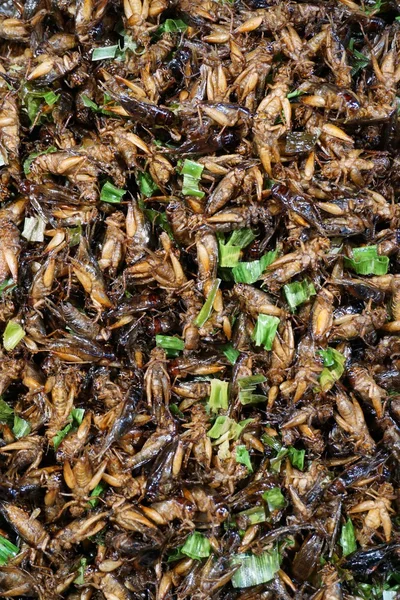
top-left (0, 0), bottom-right (400, 598)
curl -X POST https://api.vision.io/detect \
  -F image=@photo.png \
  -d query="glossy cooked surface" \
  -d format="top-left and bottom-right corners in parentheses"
top-left (0, 0), bottom-right (399, 599)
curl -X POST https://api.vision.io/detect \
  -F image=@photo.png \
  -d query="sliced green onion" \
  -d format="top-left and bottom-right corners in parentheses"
top-left (43, 91), bottom-right (59, 105)
top-left (100, 181), bottom-right (126, 204)
top-left (53, 423), bottom-right (72, 451)
top-left (228, 229), bottom-right (256, 248)
top-left (238, 375), bottom-right (266, 388)
top-left (81, 95), bottom-right (100, 110)
top-left (344, 245), bottom-right (389, 276)
top-left (23, 146), bottom-right (57, 175)
top-left (68, 223), bottom-right (82, 247)
top-left (218, 230), bottom-right (256, 268)
top-left (238, 374), bottom-right (267, 405)
top-left (167, 546), bottom-right (185, 562)
top-left (170, 404), bottom-right (184, 418)
top-left (221, 343), bottom-right (240, 365)
top-left (0, 536), bottom-right (19, 566)
top-left (3, 321), bottom-right (25, 351)
top-left (71, 408), bottom-right (85, 424)
top-left (208, 416), bottom-right (253, 441)
top-left (262, 487), bottom-right (285, 511)
top-left (232, 250), bottom-right (278, 284)
top-left (181, 532), bottom-right (211, 560)
top-left (13, 415), bottom-right (31, 439)
top-left (231, 547), bottom-right (281, 588)
top-left (207, 415), bottom-right (233, 439)
top-left (181, 159), bottom-right (204, 198)
top-left (22, 216), bottom-right (46, 242)
top-left (262, 434), bottom-right (282, 452)
top-left (235, 445), bottom-right (253, 472)
top-left (252, 315), bottom-right (280, 351)
top-left (283, 280), bottom-right (316, 310)
top-left (287, 89), bottom-right (306, 99)
top-left (219, 243), bottom-right (241, 268)
top-left (158, 18), bottom-right (187, 33)
top-left (288, 447), bottom-right (305, 470)
top-left (74, 557), bottom-right (87, 584)
top-left (92, 45), bottom-right (119, 61)
top-left (194, 279), bottom-right (221, 327)
top-left (318, 347), bottom-right (346, 392)
top-left (270, 448), bottom-right (289, 473)
top-left (237, 506), bottom-right (267, 525)
top-left (87, 482), bottom-right (107, 509)
top-left (0, 279), bottom-right (16, 295)
top-left (339, 518), bottom-right (357, 557)
top-left (156, 335), bottom-right (184, 358)
top-left (136, 172), bottom-right (159, 197)
top-left (53, 408), bottom-right (85, 450)
top-left (207, 379), bottom-right (229, 414)
top-left (232, 418), bottom-right (254, 440)
top-left (0, 398), bottom-right (13, 423)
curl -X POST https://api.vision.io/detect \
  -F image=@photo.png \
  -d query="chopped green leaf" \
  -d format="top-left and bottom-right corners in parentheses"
top-left (207, 415), bottom-right (233, 439)
top-left (237, 506), bottom-right (267, 525)
top-left (156, 335), bottom-right (184, 357)
top-left (74, 557), bottom-right (87, 584)
top-left (208, 416), bottom-right (253, 441)
top-left (181, 532), bottom-right (211, 560)
top-left (262, 487), bottom-right (285, 511)
top-left (232, 250), bottom-right (278, 284)
top-left (81, 95), bottom-right (100, 111)
top-left (0, 536), bottom-right (19, 566)
top-left (170, 403), bottom-right (184, 418)
top-left (288, 447), bottom-right (305, 470)
top-left (12, 415), bottom-right (31, 439)
top-left (181, 159), bottom-right (204, 198)
top-left (252, 315), bottom-right (280, 351)
top-left (364, 0), bottom-right (384, 15)
top-left (318, 347), bottom-right (346, 392)
top-left (136, 172), bottom-right (159, 197)
top-left (22, 216), bottom-right (46, 242)
top-left (53, 423), bottom-right (72, 451)
top-left (283, 280), bottom-right (316, 310)
top-left (167, 545), bottom-right (185, 562)
top-left (42, 91), bottom-right (59, 106)
top-left (221, 343), bottom-right (240, 365)
top-left (0, 398), bottom-right (13, 423)
top-left (339, 518), bottom-right (357, 557)
top-left (231, 547), bottom-right (281, 588)
top-left (53, 408), bottom-right (85, 450)
top-left (23, 146), bottom-right (57, 175)
top-left (219, 243), bottom-right (241, 268)
top-left (207, 379), bottom-right (229, 414)
top-left (158, 19), bottom-right (187, 34)
top-left (87, 482), bottom-right (107, 509)
top-left (270, 448), bottom-right (289, 473)
top-left (287, 89), bottom-right (306, 99)
top-left (345, 245), bottom-right (389, 275)
top-left (3, 321), bottom-right (25, 351)
top-left (235, 445), bottom-right (253, 472)
top-left (238, 375), bottom-right (266, 388)
top-left (68, 223), bottom-right (82, 247)
top-left (100, 181), bottom-right (126, 204)
top-left (228, 229), bottom-right (256, 248)
top-left (0, 279), bottom-right (16, 296)
top-left (351, 48), bottom-right (370, 76)
top-left (262, 434), bottom-right (282, 452)
top-left (92, 45), bottom-right (119, 61)
top-left (194, 279), bottom-right (221, 327)
top-left (238, 374), bottom-right (266, 405)
top-left (71, 408), bottom-right (85, 425)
